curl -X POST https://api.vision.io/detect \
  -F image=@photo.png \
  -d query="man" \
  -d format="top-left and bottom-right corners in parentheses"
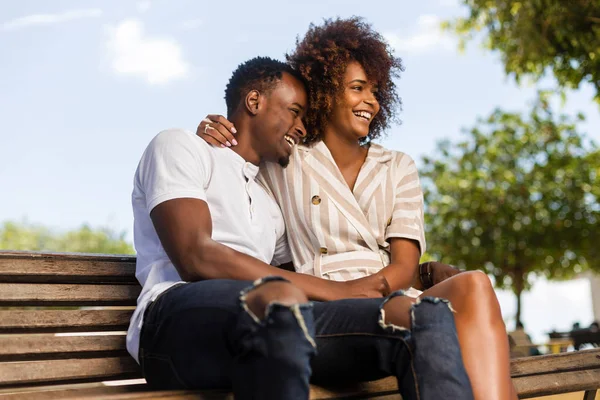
top-left (128, 57), bottom-right (386, 399)
top-left (128, 57), bottom-right (473, 400)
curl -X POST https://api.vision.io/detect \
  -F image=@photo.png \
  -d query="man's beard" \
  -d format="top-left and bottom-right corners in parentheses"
top-left (278, 155), bottom-right (290, 168)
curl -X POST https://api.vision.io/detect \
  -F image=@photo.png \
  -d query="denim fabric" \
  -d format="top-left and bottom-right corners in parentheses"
top-left (139, 277), bottom-right (316, 400)
top-left (140, 282), bottom-right (473, 400)
top-left (310, 291), bottom-right (473, 400)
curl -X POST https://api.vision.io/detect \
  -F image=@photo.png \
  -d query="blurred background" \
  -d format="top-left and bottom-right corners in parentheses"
top-left (1, 0), bottom-right (598, 355)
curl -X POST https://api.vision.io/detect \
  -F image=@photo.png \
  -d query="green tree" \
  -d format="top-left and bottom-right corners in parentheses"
top-left (444, 0), bottom-right (600, 102)
top-left (0, 221), bottom-right (134, 254)
top-left (421, 94), bottom-right (599, 325)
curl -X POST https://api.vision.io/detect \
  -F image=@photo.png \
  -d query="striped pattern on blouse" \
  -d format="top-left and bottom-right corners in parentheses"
top-left (259, 140), bottom-right (426, 282)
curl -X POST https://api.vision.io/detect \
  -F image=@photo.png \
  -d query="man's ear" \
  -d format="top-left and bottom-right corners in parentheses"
top-left (245, 90), bottom-right (262, 116)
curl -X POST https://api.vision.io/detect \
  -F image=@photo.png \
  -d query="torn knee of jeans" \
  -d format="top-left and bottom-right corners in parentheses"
top-left (239, 276), bottom-right (291, 322)
top-left (238, 279), bottom-right (316, 348)
top-left (378, 291), bottom-right (412, 333)
top-left (379, 308), bottom-right (411, 333)
top-left (241, 300), bottom-right (317, 349)
top-left (410, 296), bottom-right (456, 329)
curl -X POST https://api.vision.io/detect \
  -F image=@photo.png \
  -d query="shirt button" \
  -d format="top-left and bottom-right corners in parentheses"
top-left (387, 217), bottom-right (392, 226)
top-left (319, 247), bottom-right (328, 255)
top-left (311, 195), bottom-right (321, 205)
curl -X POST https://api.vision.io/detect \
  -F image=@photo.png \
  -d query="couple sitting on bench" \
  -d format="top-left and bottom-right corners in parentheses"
top-left (128, 18), bottom-right (515, 400)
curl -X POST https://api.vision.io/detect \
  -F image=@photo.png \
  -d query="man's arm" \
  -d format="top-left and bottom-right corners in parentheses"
top-left (150, 197), bottom-right (388, 301)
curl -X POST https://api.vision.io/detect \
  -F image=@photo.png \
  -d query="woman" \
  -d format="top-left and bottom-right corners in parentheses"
top-left (198, 17), bottom-right (515, 400)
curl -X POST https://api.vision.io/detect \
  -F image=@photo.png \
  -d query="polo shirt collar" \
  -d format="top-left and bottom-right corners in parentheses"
top-left (220, 148), bottom-right (260, 180)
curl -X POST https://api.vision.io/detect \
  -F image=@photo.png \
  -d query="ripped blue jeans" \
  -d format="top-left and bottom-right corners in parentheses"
top-left (139, 278), bottom-right (473, 400)
top-left (311, 292), bottom-right (473, 400)
top-left (139, 277), bottom-right (315, 399)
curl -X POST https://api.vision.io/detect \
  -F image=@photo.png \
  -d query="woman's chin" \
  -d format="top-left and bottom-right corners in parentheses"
top-left (353, 130), bottom-right (369, 141)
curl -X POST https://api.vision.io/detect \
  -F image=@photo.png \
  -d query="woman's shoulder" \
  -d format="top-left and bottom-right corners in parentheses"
top-left (368, 143), bottom-right (415, 166)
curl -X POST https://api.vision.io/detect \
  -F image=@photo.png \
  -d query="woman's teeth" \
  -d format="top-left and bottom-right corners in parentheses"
top-left (353, 111), bottom-right (372, 121)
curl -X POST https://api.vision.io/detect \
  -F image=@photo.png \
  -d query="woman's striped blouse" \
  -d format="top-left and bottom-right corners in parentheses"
top-left (259, 140), bottom-right (426, 282)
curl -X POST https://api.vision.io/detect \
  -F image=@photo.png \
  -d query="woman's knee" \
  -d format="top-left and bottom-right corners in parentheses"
top-left (449, 270), bottom-right (495, 299)
top-left (452, 271), bottom-right (503, 318)
top-left (244, 281), bottom-right (308, 320)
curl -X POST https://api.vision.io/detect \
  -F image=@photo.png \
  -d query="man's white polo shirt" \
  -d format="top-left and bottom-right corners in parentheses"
top-left (127, 129), bottom-right (291, 362)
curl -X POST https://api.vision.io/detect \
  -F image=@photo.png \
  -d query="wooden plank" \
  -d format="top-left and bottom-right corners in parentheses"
top-left (0, 310), bottom-right (133, 333)
top-left (0, 381), bottom-right (399, 400)
top-left (0, 334), bottom-right (127, 361)
top-left (0, 383), bottom-right (149, 399)
top-left (513, 369), bottom-right (600, 398)
top-left (0, 258), bottom-right (137, 283)
top-left (510, 348), bottom-right (600, 377)
top-left (0, 251), bottom-right (136, 263)
top-left (0, 367), bottom-right (599, 399)
top-left (0, 385), bottom-right (231, 400)
top-left (0, 284), bottom-right (140, 306)
top-left (310, 377), bottom-right (398, 399)
top-left (0, 390), bottom-right (402, 400)
top-left (82, 390), bottom-right (233, 400)
top-left (0, 357), bottom-right (141, 387)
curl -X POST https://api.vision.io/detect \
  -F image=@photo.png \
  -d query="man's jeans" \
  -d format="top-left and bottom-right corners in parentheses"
top-left (139, 278), bottom-right (473, 400)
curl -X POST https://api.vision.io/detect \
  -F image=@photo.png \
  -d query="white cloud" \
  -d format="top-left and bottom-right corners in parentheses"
top-left (384, 14), bottom-right (454, 54)
top-left (106, 19), bottom-right (190, 85)
top-left (180, 18), bottom-right (203, 31)
top-left (2, 8), bottom-right (103, 31)
top-left (137, 1), bottom-right (151, 13)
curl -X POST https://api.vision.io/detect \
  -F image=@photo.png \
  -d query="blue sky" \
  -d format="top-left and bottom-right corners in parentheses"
top-left (1, 0), bottom-right (598, 343)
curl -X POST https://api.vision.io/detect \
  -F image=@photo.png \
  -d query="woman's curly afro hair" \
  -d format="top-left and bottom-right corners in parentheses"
top-left (287, 17), bottom-right (404, 145)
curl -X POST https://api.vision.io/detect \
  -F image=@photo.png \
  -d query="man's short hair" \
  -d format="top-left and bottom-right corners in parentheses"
top-left (225, 56), bottom-right (305, 117)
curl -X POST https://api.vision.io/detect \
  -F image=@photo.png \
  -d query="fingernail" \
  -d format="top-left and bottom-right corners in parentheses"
top-left (231, 127), bottom-right (237, 133)
top-left (232, 139), bottom-right (238, 146)
top-left (226, 141), bottom-right (232, 147)
top-left (221, 144), bottom-right (227, 148)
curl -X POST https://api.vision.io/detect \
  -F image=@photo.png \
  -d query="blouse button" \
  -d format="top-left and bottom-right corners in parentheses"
top-left (387, 217), bottom-right (392, 226)
top-left (311, 195), bottom-right (321, 205)
top-left (319, 247), bottom-right (328, 255)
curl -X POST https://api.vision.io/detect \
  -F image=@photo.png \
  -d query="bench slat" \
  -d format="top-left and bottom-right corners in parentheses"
top-left (0, 353), bottom-right (598, 398)
top-left (0, 252), bottom-right (136, 263)
top-left (510, 348), bottom-right (600, 377)
top-left (0, 284), bottom-right (140, 306)
top-left (0, 357), bottom-right (140, 388)
top-left (0, 258), bottom-right (136, 284)
top-left (0, 384), bottom-right (231, 400)
top-left (0, 310), bottom-right (133, 333)
top-left (0, 334), bottom-right (127, 361)
top-left (513, 369), bottom-right (600, 398)
top-left (0, 384), bottom-right (400, 400)
top-left (310, 377), bottom-right (398, 399)
top-left (4, 371), bottom-right (599, 400)
top-left (0, 383), bottom-right (150, 400)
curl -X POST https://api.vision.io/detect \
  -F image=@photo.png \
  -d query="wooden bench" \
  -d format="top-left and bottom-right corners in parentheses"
top-left (0, 251), bottom-right (599, 399)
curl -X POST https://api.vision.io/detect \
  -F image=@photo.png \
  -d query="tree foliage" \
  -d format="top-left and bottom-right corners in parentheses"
top-left (444, 0), bottom-right (600, 102)
top-left (421, 94), bottom-right (599, 324)
top-left (0, 221), bottom-right (134, 255)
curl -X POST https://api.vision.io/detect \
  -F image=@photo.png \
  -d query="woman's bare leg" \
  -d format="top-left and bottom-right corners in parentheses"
top-left (421, 271), bottom-right (517, 400)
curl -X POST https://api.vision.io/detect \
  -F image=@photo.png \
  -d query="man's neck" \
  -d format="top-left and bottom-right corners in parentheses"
top-left (228, 118), bottom-right (261, 165)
